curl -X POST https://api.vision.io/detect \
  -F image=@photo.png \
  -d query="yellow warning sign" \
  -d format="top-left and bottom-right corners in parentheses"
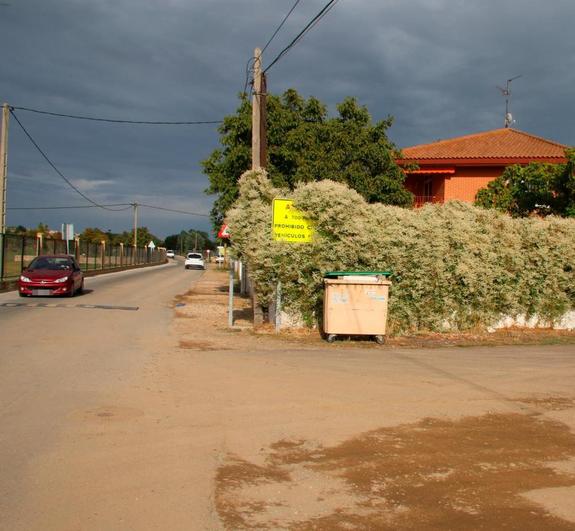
top-left (272, 198), bottom-right (314, 243)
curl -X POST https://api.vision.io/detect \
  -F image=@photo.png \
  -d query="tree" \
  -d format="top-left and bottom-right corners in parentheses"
top-left (6, 225), bottom-right (27, 235)
top-left (203, 89), bottom-right (413, 229)
top-left (113, 227), bottom-right (162, 248)
top-left (81, 227), bottom-right (109, 243)
top-left (475, 148), bottom-right (575, 217)
top-left (164, 230), bottom-right (215, 253)
top-left (25, 223), bottom-right (50, 238)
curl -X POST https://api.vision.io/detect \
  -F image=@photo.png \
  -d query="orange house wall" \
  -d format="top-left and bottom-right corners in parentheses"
top-left (443, 166), bottom-right (504, 202)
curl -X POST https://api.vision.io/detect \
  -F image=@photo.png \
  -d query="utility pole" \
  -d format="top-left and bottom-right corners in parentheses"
top-left (0, 103), bottom-right (9, 280)
top-left (251, 48), bottom-right (267, 170)
top-left (132, 202), bottom-right (138, 248)
top-left (249, 50), bottom-right (267, 326)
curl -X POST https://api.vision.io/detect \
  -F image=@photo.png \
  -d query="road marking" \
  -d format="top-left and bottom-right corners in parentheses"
top-left (0, 302), bottom-right (139, 311)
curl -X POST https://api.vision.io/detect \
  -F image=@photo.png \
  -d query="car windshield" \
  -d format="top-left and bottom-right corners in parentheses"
top-left (29, 257), bottom-right (72, 271)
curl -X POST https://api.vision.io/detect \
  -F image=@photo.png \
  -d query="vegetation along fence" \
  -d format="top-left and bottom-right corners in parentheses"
top-left (0, 233), bottom-right (165, 283)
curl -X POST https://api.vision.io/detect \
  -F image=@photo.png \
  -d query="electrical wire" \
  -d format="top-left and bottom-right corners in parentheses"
top-left (8, 203), bottom-right (132, 211)
top-left (241, 0), bottom-right (302, 96)
top-left (261, 0), bottom-right (302, 55)
top-left (8, 203), bottom-right (208, 216)
top-left (10, 106), bottom-right (222, 125)
top-left (264, 0), bottom-right (340, 74)
top-left (138, 203), bottom-right (210, 217)
top-left (9, 109), bottom-right (130, 211)
top-left (242, 57), bottom-right (255, 96)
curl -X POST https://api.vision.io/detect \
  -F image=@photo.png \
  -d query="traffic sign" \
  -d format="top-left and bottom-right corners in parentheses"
top-left (272, 198), bottom-right (313, 243)
top-left (218, 224), bottom-right (231, 239)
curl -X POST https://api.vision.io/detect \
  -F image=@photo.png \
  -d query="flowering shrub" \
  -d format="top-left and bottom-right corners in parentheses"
top-left (228, 170), bottom-right (575, 334)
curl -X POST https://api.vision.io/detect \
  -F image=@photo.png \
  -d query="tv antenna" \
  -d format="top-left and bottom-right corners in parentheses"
top-left (497, 75), bottom-right (522, 128)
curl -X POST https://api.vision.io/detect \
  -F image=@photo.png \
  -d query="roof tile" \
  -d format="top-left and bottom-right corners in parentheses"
top-left (401, 128), bottom-right (567, 161)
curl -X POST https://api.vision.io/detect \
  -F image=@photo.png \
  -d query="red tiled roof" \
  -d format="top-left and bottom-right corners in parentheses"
top-left (400, 128), bottom-right (567, 163)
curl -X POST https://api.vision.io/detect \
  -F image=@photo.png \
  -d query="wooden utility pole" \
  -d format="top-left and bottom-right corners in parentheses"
top-left (0, 104), bottom-right (9, 235)
top-left (249, 50), bottom-right (267, 326)
top-left (132, 202), bottom-right (138, 248)
top-left (251, 48), bottom-right (267, 170)
top-left (0, 103), bottom-right (9, 280)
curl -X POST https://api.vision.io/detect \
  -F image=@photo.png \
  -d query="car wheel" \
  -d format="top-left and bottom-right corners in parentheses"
top-left (19, 291), bottom-right (26, 297)
top-left (77, 280), bottom-right (84, 294)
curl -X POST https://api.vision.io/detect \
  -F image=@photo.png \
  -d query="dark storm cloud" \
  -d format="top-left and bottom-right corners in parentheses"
top-left (1, 0), bottom-right (573, 237)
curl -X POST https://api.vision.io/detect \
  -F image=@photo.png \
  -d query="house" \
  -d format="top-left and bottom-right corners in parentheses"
top-left (397, 128), bottom-right (568, 207)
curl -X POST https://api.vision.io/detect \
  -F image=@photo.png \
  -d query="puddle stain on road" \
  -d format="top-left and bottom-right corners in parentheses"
top-left (215, 412), bottom-right (575, 530)
top-left (178, 339), bottom-right (230, 351)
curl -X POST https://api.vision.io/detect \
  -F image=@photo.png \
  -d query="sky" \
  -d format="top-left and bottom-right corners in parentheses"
top-left (1, 0), bottom-right (574, 239)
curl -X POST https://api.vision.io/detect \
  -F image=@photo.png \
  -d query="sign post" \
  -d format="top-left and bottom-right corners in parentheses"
top-left (61, 223), bottom-right (74, 255)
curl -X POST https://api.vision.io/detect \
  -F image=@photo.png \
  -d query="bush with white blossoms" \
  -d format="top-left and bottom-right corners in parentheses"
top-left (227, 170), bottom-right (575, 334)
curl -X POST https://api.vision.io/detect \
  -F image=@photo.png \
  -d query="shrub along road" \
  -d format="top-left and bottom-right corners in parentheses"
top-left (0, 264), bottom-right (574, 530)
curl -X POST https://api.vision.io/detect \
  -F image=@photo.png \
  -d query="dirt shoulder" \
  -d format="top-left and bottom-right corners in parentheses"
top-left (173, 266), bottom-right (575, 529)
top-left (176, 265), bottom-right (575, 351)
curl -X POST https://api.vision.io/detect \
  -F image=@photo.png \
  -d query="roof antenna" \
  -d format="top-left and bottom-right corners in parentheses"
top-left (497, 75), bottom-right (522, 128)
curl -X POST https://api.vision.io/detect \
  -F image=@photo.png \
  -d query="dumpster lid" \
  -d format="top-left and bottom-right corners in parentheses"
top-left (324, 271), bottom-right (391, 278)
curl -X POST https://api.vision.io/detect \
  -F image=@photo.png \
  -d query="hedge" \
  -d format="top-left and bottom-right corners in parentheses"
top-left (227, 170), bottom-right (575, 334)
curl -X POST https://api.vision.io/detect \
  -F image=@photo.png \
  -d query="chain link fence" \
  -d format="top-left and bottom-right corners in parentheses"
top-left (0, 233), bottom-right (165, 283)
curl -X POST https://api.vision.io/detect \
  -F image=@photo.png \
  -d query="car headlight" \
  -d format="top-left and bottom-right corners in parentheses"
top-left (54, 276), bottom-right (69, 283)
top-left (20, 275), bottom-right (32, 283)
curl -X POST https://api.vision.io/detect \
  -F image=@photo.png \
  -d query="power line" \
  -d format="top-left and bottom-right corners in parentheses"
top-left (242, 57), bottom-right (255, 96)
top-left (241, 0), bottom-right (302, 96)
top-left (8, 203), bottom-right (132, 211)
top-left (261, 0), bottom-right (302, 55)
top-left (138, 203), bottom-right (210, 217)
top-left (10, 106), bottom-right (222, 125)
top-left (8, 203), bottom-right (209, 217)
top-left (9, 109), bottom-right (129, 211)
top-left (264, 0), bottom-right (340, 74)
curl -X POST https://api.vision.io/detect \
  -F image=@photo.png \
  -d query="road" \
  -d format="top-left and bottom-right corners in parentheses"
top-left (0, 260), bottom-right (206, 530)
top-left (1, 263), bottom-right (575, 530)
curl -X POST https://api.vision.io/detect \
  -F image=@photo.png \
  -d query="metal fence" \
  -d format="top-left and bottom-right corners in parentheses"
top-left (0, 233), bottom-right (165, 283)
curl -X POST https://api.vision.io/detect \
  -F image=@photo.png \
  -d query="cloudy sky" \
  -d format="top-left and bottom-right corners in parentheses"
top-left (1, 0), bottom-right (574, 238)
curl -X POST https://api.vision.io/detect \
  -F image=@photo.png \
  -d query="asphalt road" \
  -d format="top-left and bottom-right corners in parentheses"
top-left (0, 259), bottom-right (203, 529)
top-left (1, 262), bottom-right (574, 530)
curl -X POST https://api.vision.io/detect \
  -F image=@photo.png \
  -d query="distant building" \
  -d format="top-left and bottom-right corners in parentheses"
top-left (397, 128), bottom-right (568, 207)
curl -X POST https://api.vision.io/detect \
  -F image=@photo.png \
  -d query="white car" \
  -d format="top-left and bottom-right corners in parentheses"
top-left (184, 252), bottom-right (205, 270)
top-left (166, 250), bottom-right (175, 258)
top-left (215, 255), bottom-right (225, 264)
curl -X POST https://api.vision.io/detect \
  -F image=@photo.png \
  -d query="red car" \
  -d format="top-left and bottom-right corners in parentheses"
top-left (19, 255), bottom-right (85, 297)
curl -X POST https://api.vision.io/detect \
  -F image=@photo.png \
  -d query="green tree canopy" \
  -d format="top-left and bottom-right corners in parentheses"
top-left (80, 227), bottom-right (162, 247)
top-left (475, 148), bottom-right (575, 217)
top-left (203, 89), bottom-right (413, 228)
top-left (164, 229), bottom-right (215, 253)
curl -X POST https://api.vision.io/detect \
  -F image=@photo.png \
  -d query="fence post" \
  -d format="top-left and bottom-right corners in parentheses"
top-left (36, 232), bottom-right (42, 256)
top-left (0, 233), bottom-right (4, 281)
top-left (100, 240), bottom-right (106, 269)
top-left (275, 281), bottom-right (282, 333)
top-left (228, 260), bottom-right (234, 327)
top-left (20, 235), bottom-right (25, 273)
